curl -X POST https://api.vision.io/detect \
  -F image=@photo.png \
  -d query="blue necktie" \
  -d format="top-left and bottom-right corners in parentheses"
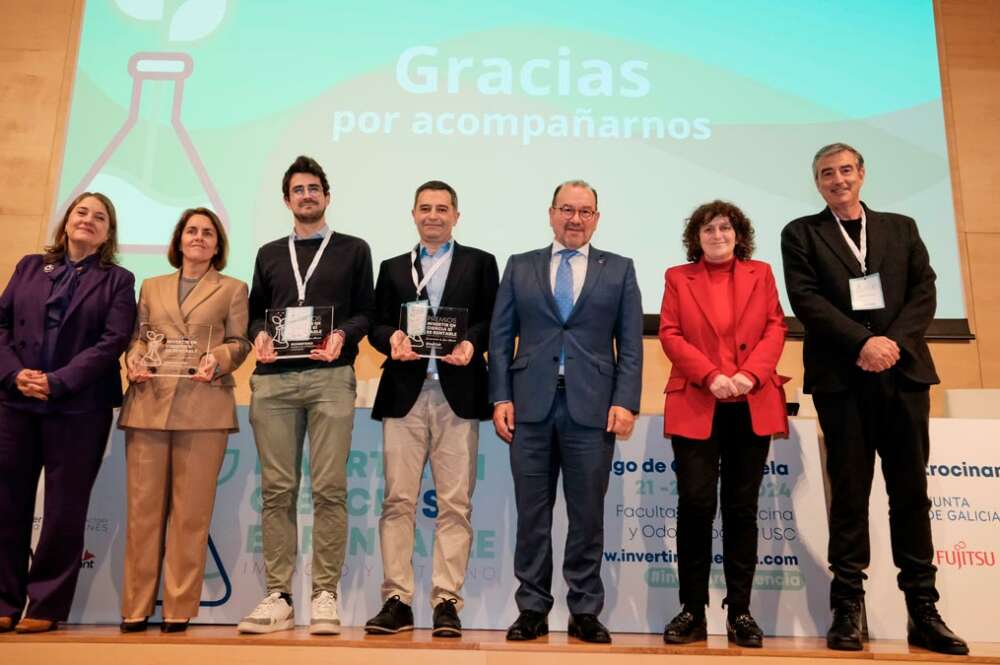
top-left (555, 249), bottom-right (578, 370)
top-left (555, 248), bottom-right (578, 321)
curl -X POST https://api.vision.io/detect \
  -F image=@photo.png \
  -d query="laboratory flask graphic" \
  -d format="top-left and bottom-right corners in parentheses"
top-left (60, 52), bottom-right (229, 253)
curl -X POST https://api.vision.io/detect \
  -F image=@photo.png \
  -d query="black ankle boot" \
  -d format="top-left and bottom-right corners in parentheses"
top-left (827, 598), bottom-right (865, 651)
top-left (906, 601), bottom-right (969, 655)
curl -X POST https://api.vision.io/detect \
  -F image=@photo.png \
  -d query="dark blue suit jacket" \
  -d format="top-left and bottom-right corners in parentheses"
top-left (0, 254), bottom-right (136, 411)
top-left (489, 245), bottom-right (643, 428)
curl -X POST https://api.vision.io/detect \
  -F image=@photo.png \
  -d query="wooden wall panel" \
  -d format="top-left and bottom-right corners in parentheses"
top-left (966, 234), bottom-right (1000, 386)
top-left (0, 0), bottom-right (77, 51)
top-left (0, 49), bottom-right (66, 216)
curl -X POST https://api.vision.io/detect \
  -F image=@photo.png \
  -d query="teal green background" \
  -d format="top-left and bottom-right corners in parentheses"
top-left (57, 0), bottom-right (963, 316)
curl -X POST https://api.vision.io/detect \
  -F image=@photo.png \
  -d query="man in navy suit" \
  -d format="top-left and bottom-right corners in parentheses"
top-left (489, 180), bottom-right (643, 643)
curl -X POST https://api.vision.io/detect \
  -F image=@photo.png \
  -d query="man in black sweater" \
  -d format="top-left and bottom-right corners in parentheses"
top-left (237, 156), bottom-right (374, 636)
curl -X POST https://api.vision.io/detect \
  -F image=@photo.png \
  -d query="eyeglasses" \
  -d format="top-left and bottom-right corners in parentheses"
top-left (553, 205), bottom-right (597, 222)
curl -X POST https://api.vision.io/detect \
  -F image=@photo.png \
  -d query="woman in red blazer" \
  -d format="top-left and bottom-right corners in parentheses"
top-left (658, 201), bottom-right (788, 648)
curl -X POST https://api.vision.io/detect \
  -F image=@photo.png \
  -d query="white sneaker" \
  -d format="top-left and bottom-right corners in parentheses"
top-left (237, 592), bottom-right (295, 634)
top-left (309, 590), bottom-right (341, 635)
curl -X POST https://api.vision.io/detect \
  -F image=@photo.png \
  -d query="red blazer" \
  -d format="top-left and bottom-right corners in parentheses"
top-left (659, 258), bottom-right (789, 439)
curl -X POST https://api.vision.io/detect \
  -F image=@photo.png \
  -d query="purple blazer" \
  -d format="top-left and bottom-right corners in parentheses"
top-left (0, 254), bottom-right (136, 412)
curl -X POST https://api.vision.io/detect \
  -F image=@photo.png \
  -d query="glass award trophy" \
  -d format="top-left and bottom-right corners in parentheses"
top-left (265, 305), bottom-right (335, 359)
top-left (137, 322), bottom-right (213, 377)
top-left (399, 303), bottom-right (469, 357)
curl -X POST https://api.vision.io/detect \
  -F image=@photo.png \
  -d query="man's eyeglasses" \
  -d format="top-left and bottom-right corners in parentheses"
top-left (553, 205), bottom-right (597, 222)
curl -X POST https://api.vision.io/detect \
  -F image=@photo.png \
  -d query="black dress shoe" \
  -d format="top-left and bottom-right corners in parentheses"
top-left (663, 609), bottom-right (707, 644)
top-left (161, 620), bottom-right (188, 633)
top-left (506, 610), bottom-right (548, 641)
top-left (568, 613), bottom-right (611, 644)
top-left (119, 618), bottom-right (148, 633)
top-left (726, 612), bottom-right (763, 648)
top-left (365, 595), bottom-right (414, 634)
top-left (432, 599), bottom-right (462, 637)
top-left (826, 599), bottom-right (865, 651)
top-left (907, 601), bottom-right (969, 655)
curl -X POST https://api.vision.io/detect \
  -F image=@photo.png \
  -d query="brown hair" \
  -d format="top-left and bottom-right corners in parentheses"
top-left (682, 200), bottom-right (756, 262)
top-left (167, 207), bottom-right (228, 271)
top-left (282, 155), bottom-right (330, 199)
top-left (44, 192), bottom-right (119, 267)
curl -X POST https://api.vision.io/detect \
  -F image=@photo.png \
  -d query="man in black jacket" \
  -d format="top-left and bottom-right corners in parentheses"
top-left (364, 180), bottom-right (499, 638)
top-left (782, 143), bottom-right (967, 655)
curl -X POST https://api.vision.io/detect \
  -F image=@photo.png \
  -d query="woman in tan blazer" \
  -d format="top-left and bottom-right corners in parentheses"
top-left (117, 208), bottom-right (250, 633)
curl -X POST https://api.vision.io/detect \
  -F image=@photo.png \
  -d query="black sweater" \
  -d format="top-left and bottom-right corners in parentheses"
top-left (248, 232), bottom-right (375, 374)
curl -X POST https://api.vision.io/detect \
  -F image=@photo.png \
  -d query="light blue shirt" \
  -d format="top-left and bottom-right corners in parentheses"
top-left (293, 224), bottom-right (329, 241)
top-left (419, 241), bottom-right (453, 375)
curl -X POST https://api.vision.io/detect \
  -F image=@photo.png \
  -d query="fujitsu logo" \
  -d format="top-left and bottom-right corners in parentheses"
top-left (935, 541), bottom-right (997, 569)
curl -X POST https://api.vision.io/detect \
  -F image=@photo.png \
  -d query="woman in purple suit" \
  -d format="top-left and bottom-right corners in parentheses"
top-left (0, 192), bottom-right (136, 633)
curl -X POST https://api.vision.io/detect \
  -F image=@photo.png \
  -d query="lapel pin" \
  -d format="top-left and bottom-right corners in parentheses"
top-left (43, 264), bottom-right (55, 273)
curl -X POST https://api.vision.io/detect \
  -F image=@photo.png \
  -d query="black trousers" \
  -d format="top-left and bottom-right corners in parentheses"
top-left (0, 404), bottom-right (112, 622)
top-left (812, 369), bottom-right (937, 606)
top-left (671, 402), bottom-right (770, 613)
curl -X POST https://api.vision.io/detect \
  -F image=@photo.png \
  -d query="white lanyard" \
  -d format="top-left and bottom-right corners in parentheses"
top-left (409, 243), bottom-right (451, 297)
top-left (832, 208), bottom-right (867, 273)
top-left (288, 231), bottom-right (332, 305)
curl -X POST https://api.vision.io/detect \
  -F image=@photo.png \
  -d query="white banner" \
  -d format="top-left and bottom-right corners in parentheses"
top-left (38, 413), bottom-right (997, 640)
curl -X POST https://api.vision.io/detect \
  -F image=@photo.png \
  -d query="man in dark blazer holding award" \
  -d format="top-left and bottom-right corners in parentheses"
top-left (489, 180), bottom-right (643, 644)
top-left (782, 143), bottom-right (967, 655)
top-left (365, 181), bottom-right (499, 638)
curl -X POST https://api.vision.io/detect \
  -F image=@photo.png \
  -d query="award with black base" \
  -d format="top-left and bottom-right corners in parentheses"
top-left (138, 322), bottom-right (213, 377)
top-left (400, 303), bottom-right (468, 357)
top-left (265, 305), bottom-right (335, 359)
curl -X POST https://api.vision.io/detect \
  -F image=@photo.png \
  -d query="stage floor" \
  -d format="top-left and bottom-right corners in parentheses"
top-left (1, 626), bottom-right (997, 665)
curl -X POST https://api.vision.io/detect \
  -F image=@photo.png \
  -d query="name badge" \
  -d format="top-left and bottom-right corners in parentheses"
top-left (283, 306), bottom-right (314, 341)
top-left (405, 300), bottom-right (430, 336)
top-left (849, 273), bottom-right (885, 311)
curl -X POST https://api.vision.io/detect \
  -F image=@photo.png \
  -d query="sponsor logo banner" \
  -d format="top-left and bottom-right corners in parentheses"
top-left (45, 415), bottom-right (996, 641)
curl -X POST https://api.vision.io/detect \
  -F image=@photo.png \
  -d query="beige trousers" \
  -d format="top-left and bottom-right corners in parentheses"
top-left (249, 366), bottom-right (356, 596)
top-left (121, 429), bottom-right (227, 621)
top-left (380, 380), bottom-right (479, 610)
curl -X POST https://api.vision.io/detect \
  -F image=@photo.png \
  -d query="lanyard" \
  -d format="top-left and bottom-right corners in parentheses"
top-left (410, 243), bottom-right (451, 298)
top-left (287, 231), bottom-right (332, 305)
top-left (832, 208), bottom-right (867, 273)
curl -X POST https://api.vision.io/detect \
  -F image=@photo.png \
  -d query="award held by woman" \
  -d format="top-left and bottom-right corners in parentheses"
top-left (265, 305), bottom-right (335, 359)
top-left (137, 322), bottom-right (213, 377)
top-left (399, 303), bottom-right (468, 358)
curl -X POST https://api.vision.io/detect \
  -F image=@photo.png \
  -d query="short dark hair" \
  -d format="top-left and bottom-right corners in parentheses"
top-left (282, 155), bottom-right (330, 199)
top-left (551, 179), bottom-right (598, 209)
top-left (167, 207), bottom-right (228, 271)
top-left (414, 180), bottom-right (458, 209)
top-left (682, 200), bottom-right (756, 262)
top-left (812, 142), bottom-right (864, 180)
top-left (44, 192), bottom-right (119, 267)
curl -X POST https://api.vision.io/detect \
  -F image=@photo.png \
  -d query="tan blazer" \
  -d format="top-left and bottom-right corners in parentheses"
top-left (118, 269), bottom-right (250, 432)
